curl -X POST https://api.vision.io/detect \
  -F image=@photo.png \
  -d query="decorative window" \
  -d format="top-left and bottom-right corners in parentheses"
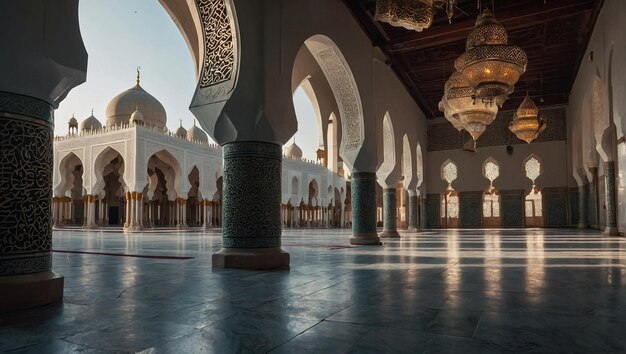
top-left (484, 159), bottom-right (499, 186)
top-left (442, 160), bottom-right (458, 187)
top-left (525, 156), bottom-right (541, 184)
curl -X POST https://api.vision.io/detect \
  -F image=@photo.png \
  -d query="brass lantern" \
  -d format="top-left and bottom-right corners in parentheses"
top-left (509, 93), bottom-right (546, 144)
top-left (455, 9), bottom-right (527, 106)
top-left (375, 0), bottom-right (434, 32)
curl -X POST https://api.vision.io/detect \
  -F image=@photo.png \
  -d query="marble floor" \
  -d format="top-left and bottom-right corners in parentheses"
top-left (2, 228), bottom-right (626, 353)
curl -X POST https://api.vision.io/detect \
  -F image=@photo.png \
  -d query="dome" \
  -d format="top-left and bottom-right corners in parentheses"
top-left (130, 107), bottom-right (144, 125)
top-left (80, 111), bottom-right (102, 131)
top-left (187, 121), bottom-right (208, 143)
top-left (284, 142), bottom-right (303, 160)
top-left (105, 72), bottom-right (167, 129)
top-left (175, 125), bottom-right (187, 139)
top-left (68, 115), bottom-right (78, 127)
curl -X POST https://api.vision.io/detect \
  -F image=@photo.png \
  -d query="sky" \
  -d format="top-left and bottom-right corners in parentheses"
top-left (56, 0), bottom-right (321, 160)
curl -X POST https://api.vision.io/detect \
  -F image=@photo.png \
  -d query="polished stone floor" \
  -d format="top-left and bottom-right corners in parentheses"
top-left (2, 228), bottom-right (626, 353)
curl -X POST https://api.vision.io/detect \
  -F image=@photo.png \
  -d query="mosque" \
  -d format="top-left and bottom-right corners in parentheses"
top-left (52, 72), bottom-right (349, 231)
top-left (3, 0), bottom-right (626, 352)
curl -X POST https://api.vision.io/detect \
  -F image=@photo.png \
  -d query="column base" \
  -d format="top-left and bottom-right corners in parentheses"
top-left (577, 223), bottom-right (588, 229)
top-left (212, 247), bottom-right (290, 270)
top-left (0, 271), bottom-right (64, 312)
top-left (406, 227), bottom-right (418, 232)
top-left (603, 226), bottom-right (620, 236)
top-left (350, 233), bottom-right (382, 245)
top-left (380, 230), bottom-right (401, 238)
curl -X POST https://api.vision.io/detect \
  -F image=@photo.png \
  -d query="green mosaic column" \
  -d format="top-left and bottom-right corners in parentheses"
top-left (212, 141), bottom-right (289, 269)
top-left (604, 162), bottom-right (618, 236)
top-left (407, 194), bottom-right (418, 231)
top-left (350, 172), bottom-right (381, 245)
top-left (577, 185), bottom-right (588, 228)
top-left (380, 188), bottom-right (400, 238)
top-left (0, 92), bottom-right (63, 310)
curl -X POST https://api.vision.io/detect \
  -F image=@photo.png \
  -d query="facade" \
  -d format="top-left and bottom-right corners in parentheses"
top-left (53, 77), bottom-right (348, 232)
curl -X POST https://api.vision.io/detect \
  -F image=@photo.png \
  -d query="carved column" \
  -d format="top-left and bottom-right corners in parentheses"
top-left (350, 172), bottom-right (382, 245)
top-left (604, 162), bottom-right (619, 236)
top-left (407, 191), bottom-right (419, 232)
top-left (381, 188), bottom-right (400, 238)
top-left (212, 142), bottom-right (289, 269)
top-left (577, 185), bottom-right (588, 228)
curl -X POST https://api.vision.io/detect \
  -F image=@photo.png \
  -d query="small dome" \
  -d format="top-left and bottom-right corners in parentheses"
top-left (68, 115), bottom-right (78, 126)
top-left (130, 107), bottom-right (144, 125)
top-left (105, 71), bottom-right (167, 129)
top-left (175, 125), bottom-right (187, 139)
top-left (284, 142), bottom-right (303, 160)
top-left (80, 111), bottom-right (102, 131)
top-left (187, 121), bottom-right (208, 143)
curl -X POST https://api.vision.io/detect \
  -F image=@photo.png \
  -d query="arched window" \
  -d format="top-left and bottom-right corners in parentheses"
top-left (524, 155), bottom-right (544, 227)
top-left (291, 177), bottom-right (299, 195)
top-left (483, 158), bottom-right (501, 227)
top-left (441, 160), bottom-right (459, 228)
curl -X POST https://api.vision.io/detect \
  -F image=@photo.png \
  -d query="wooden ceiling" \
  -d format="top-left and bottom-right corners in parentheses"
top-left (343, 0), bottom-right (604, 118)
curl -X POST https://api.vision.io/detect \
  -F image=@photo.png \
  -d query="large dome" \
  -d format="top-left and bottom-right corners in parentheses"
top-left (187, 121), bottom-right (208, 143)
top-left (284, 142), bottom-right (303, 160)
top-left (105, 74), bottom-right (166, 129)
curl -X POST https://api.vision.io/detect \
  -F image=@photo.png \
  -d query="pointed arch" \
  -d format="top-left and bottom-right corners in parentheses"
top-left (482, 157), bottom-right (500, 186)
top-left (93, 146), bottom-right (126, 196)
top-left (377, 112), bottom-right (396, 179)
top-left (402, 134), bottom-right (412, 187)
top-left (303, 35), bottom-right (365, 171)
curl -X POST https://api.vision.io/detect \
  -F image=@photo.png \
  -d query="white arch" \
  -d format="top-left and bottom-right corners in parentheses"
top-left (93, 147), bottom-right (126, 196)
top-left (482, 157), bottom-right (500, 186)
top-left (402, 134), bottom-right (412, 188)
top-left (377, 112), bottom-right (396, 180)
top-left (304, 35), bottom-right (364, 171)
top-left (54, 152), bottom-right (83, 197)
top-left (416, 142), bottom-right (424, 188)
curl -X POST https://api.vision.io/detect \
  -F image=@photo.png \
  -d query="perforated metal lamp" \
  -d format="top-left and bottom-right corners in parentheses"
top-left (509, 93), bottom-right (546, 144)
top-left (455, 9), bottom-right (527, 107)
top-left (375, 0), bottom-right (434, 32)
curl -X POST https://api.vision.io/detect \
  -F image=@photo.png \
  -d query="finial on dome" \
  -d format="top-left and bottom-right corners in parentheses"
top-left (180, 118), bottom-right (183, 127)
top-left (136, 66), bottom-right (141, 85)
top-left (91, 108), bottom-right (94, 116)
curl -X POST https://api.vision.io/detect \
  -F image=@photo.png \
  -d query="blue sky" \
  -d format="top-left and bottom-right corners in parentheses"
top-left (56, 0), bottom-right (321, 160)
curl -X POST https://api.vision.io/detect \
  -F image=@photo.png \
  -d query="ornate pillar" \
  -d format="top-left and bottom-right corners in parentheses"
top-left (577, 184), bottom-right (588, 228)
top-left (84, 195), bottom-right (97, 229)
top-left (604, 162), bottom-right (619, 236)
top-left (381, 188), bottom-right (400, 238)
top-left (350, 172), bottom-right (382, 245)
top-left (407, 191), bottom-right (419, 232)
top-left (0, 91), bottom-right (65, 311)
top-left (178, 198), bottom-right (187, 229)
top-left (212, 142), bottom-right (289, 269)
top-left (124, 192), bottom-right (131, 229)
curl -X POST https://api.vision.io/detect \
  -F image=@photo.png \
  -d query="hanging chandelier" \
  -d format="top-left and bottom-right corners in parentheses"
top-left (375, 0), bottom-right (434, 32)
top-left (509, 93), bottom-right (546, 143)
top-left (454, 9), bottom-right (527, 106)
top-left (375, 0), bottom-right (456, 32)
top-left (439, 71), bottom-right (507, 142)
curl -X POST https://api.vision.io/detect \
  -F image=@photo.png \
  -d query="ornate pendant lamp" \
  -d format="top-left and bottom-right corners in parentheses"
top-left (509, 93), bottom-right (546, 143)
top-left (439, 71), bottom-right (505, 142)
top-left (375, 0), bottom-right (435, 32)
top-left (454, 9), bottom-right (527, 106)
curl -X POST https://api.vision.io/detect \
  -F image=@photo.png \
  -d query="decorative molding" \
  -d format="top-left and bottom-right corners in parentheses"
top-left (316, 48), bottom-right (362, 152)
top-left (0, 254), bottom-right (51, 275)
top-left (196, 0), bottom-right (239, 103)
top-left (0, 91), bottom-right (53, 123)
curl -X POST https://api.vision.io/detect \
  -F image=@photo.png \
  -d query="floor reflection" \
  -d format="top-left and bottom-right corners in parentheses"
top-left (3, 228), bottom-right (626, 353)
